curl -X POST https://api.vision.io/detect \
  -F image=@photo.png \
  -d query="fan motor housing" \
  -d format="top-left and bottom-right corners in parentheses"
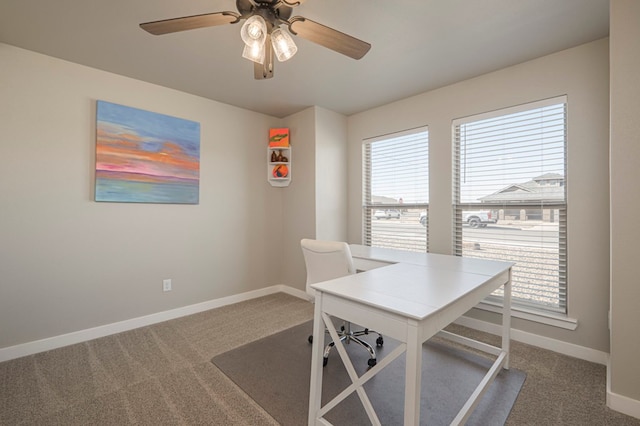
top-left (237, 0), bottom-right (293, 23)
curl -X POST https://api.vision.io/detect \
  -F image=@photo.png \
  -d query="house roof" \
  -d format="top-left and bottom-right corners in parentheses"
top-left (480, 174), bottom-right (565, 203)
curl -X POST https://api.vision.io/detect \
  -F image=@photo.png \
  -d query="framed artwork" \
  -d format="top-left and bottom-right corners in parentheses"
top-left (269, 128), bottom-right (290, 148)
top-left (95, 101), bottom-right (200, 204)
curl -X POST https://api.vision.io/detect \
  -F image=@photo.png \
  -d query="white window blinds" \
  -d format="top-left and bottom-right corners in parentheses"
top-left (363, 128), bottom-right (429, 252)
top-left (453, 97), bottom-right (567, 313)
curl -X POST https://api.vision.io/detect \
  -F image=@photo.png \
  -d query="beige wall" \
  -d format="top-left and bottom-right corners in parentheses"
top-left (0, 43), bottom-right (284, 349)
top-left (314, 107), bottom-right (348, 242)
top-left (281, 108), bottom-right (317, 289)
top-left (0, 45), bottom-right (345, 349)
top-left (609, 0), bottom-right (640, 409)
top-left (347, 39), bottom-right (611, 353)
top-left (280, 106), bottom-right (349, 292)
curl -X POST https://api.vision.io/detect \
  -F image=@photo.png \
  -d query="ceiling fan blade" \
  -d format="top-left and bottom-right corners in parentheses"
top-left (140, 12), bottom-right (240, 35)
top-left (288, 17), bottom-right (370, 60)
top-left (254, 35), bottom-right (275, 79)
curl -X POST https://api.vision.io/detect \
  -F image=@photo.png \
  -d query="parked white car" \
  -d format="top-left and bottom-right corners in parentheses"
top-left (373, 209), bottom-right (401, 219)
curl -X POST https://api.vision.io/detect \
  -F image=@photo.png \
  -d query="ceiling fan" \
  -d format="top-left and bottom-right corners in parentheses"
top-left (140, 0), bottom-right (371, 80)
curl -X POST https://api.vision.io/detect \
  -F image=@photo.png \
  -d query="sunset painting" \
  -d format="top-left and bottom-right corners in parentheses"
top-left (95, 101), bottom-right (200, 204)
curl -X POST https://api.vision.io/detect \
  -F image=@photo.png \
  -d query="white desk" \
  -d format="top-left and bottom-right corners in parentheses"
top-left (308, 245), bottom-right (513, 426)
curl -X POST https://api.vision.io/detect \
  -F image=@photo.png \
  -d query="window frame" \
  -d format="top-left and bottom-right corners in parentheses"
top-left (362, 127), bottom-right (429, 252)
top-left (452, 96), bottom-right (568, 315)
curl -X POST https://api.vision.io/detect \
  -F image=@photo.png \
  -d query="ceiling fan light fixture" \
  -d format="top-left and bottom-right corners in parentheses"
top-left (139, 1), bottom-right (372, 80)
top-left (240, 15), bottom-right (267, 47)
top-left (242, 41), bottom-right (265, 64)
top-left (271, 27), bottom-right (297, 62)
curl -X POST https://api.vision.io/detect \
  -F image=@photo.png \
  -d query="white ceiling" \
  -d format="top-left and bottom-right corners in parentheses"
top-left (0, 0), bottom-right (609, 118)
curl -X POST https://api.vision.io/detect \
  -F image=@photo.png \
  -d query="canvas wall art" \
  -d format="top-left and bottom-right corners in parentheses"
top-left (95, 101), bottom-right (200, 204)
top-left (269, 128), bottom-right (290, 148)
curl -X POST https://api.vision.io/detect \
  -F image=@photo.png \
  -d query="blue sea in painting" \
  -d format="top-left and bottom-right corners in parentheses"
top-left (95, 177), bottom-right (199, 204)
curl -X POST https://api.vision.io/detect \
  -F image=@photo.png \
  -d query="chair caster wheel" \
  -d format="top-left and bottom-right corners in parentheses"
top-left (376, 336), bottom-right (384, 347)
top-left (323, 357), bottom-right (328, 367)
top-left (368, 358), bottom-right (377, 367)
top-left (308, 335), bottom-right (313, 344)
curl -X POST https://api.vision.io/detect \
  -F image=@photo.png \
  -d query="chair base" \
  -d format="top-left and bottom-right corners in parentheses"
top-left (308, 323), bottom-right (383, 368)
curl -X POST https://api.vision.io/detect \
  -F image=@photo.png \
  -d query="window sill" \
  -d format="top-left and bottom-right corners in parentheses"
top-left (474, 300), bottom-right (578, 330)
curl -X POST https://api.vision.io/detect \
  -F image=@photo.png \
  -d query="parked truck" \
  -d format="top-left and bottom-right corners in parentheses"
top-left (419, 210), bottom-right (498, 228)
top-left (463, 210), bottom-right (498, 228)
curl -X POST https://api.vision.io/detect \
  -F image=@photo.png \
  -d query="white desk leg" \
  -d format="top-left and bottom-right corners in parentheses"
top-left (502, 268), bottom-right (512, 369)
top-left (308, 293), bottom-right (326, 426)
top-left (404, 319), bottom-right (421, 426)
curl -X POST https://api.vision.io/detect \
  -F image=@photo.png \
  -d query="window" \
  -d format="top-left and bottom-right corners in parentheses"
top-left (363, 127), bottom-right (428, 252)
top-left (453, 97), bottom-right (567, 313)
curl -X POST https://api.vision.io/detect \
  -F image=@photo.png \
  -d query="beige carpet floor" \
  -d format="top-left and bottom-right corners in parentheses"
top-left (1, 292), bottom-right (639, 425)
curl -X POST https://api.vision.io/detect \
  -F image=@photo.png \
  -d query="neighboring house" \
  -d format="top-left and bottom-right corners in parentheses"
top-left (480, 173), bottom-right (564, 203)
top-left (479, 173), bottom-right (565, 221)
top-left (371, 195), bottom-right (402, 206)
top-left (371, 195), bottom-right (400, 205)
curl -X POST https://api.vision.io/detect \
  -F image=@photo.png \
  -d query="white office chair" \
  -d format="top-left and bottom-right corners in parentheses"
top-left (300, 238), bottom-right (383, 367)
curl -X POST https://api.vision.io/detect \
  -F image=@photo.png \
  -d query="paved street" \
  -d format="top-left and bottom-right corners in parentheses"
top-left (370, 215), bottom-right (560, 249)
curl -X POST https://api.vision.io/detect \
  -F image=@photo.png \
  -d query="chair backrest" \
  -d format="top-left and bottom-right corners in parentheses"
top-left (300, 239), bottom-right (356, 298)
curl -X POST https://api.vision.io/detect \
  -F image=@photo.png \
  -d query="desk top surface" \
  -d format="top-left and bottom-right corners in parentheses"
top-left (311, 245), bottom-right (513, 321)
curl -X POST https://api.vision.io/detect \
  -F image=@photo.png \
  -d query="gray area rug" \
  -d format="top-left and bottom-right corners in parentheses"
top-left (213, 321), bottom-right (526, 425)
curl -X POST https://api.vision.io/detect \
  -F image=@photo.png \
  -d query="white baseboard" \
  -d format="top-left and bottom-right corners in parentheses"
top-left (607, 388), bottom-right (640, 420)
top-left (278, 285), bottom-right (312, 301)
top-left (606, 361), bottom-right (640, 420)
top-left (0, 284), bottom-right (307, 363)
top-left (454, 315), bottom-right (610, 365)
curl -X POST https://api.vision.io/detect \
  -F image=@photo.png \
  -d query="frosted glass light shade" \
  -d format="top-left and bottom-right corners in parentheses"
top-left (271, 28), bottom-right (297, 62)
top-left (242, 41), bottom-right (265, 64)
top-left (240, 15), bottom-right (267, 47)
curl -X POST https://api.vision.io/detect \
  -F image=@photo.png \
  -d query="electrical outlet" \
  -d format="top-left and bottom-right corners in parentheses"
top-left (163, 279), bottom-right (172, 292)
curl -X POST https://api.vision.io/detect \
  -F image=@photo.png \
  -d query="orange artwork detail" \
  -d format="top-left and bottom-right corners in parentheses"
top-left (269, 128), bottom-right (290, 148)
top-left (272, 164), bottom-right (288, 178)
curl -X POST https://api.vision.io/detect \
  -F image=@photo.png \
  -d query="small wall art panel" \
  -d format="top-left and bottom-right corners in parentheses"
top-left (95, 101), bottom-right (200, 204)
